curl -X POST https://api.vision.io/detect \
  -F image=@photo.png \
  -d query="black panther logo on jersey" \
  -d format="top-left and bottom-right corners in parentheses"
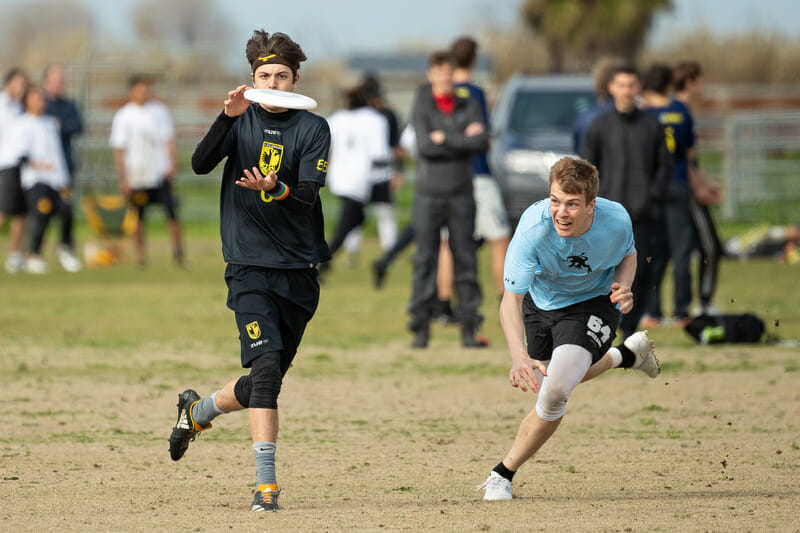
top-left (259, 141), bottom-right (283, 175)
top-left (567, 252), bottom-right (592, 273)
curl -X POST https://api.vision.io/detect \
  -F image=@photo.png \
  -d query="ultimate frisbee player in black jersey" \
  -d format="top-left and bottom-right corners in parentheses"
top-left (168, 30), bottom-right (330, 512)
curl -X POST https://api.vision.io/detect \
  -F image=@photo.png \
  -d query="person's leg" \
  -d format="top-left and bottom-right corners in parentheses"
top-left (473, 175), bottom-right (511, 299)
top-left (435, 237), bottom-right (455, 322)
top-left (447, 194), bottom-right (483, 342)
top-left (644, 211), bottom-right (669, 322)
top-left (666, 184), bottom-right (694, 320)
top-left (408, 194), bottom-right (445, 345)
top-left (620, 220), bottom-right (652, 337)
top-left (373, 202), bottom-right (398, 251)
top-left (690, 198), bottom-right (723, 312)
top-left (327, 197), bottom-right (366, 258)
top-left (372, 223), bottom-right (414, 289)
top-left (502, 344), bottom-right (592, 471)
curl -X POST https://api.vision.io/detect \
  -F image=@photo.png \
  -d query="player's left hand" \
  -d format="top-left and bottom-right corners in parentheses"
top-left (236, 167), bottom-right (278, 192)
top-left (609, 282), bottom-right (633, 314)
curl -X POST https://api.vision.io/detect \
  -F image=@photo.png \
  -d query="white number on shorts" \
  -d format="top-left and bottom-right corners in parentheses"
top-left (587, 314), bottom-right (612, 344)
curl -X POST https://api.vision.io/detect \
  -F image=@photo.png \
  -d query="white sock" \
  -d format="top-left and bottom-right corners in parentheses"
top-left (608, 347), bottom-right (623, 368)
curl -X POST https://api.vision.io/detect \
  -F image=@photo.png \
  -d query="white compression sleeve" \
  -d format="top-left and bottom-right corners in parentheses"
top-left (535, 344), bottom-right (593, 422)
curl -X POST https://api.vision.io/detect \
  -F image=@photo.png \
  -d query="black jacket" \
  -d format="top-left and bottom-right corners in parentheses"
top-left (410, 84), bottom-right (488, 197)
top-left (582, 108), bottom-right (672, 221)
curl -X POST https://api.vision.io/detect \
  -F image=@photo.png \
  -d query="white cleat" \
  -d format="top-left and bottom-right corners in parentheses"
top-left (4, 253), bottom-right (25, 274)
top-left (476, 471), bottom-right (513, 500)
top-left (25, 255), bottom-right (48, 274)
top-left (625, 331), bottom-right (660, 378)
top-left (57, 246), bottom-right (82, 273)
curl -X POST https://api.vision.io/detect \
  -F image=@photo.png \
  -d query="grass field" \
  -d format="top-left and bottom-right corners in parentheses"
top-left (1, 220), bottom-right (799, 531)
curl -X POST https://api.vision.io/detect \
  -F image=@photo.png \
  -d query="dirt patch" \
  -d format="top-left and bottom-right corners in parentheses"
top-left (1, 342), bottom-right (798, 531)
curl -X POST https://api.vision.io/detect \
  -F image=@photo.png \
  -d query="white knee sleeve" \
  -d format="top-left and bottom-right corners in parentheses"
top-left (535, 344), bottom-right (592, 422)
top-left (373, 203), bottom-right (398, 250)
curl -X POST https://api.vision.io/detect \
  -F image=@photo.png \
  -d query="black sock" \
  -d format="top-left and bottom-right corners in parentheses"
top-left (616, 343), bottom-right (636, 368)
top-left (492, 461), bottom-right (515, 482)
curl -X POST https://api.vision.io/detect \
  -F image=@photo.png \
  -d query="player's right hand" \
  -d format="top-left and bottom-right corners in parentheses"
top-left (224, 85), bottom-right (250, 117)
top-left (509, 356), bottom-right (547, 393)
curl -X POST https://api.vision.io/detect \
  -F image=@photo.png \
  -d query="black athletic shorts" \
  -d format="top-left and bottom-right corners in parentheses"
top-left (225, 263), bottom-right (320, 369)
top-left (369, 180), bottom-right (392, 204)
top-left (0, 166), bottom-right (27, 215)
top-left (522, 293), bottom-right (620, 364)
top-left (129, 180), bottom-right (179, 221)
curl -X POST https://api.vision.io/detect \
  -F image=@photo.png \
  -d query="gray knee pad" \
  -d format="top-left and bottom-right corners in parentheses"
top-left (248, 351), bottom-right (283, 409)
top-left (535, 381), bottom-right (569, 422)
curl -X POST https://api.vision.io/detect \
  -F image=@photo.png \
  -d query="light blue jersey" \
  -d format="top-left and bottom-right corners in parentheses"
top-left (503, 197), bottom-right (635, 310)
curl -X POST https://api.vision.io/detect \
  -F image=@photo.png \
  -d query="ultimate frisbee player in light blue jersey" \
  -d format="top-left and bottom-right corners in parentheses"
top-left (477, 157), bottom-right (661, 501)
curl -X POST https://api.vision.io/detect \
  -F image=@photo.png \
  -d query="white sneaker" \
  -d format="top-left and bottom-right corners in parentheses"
top-left (5, 253), bottom-right (24, 274)
top-left (476, 471), bottom-right (512, 500)
top-left (25, 255), bottom-right (48, 274)
top-left (57, 246), bottom-right (82, 273)
top-left (625, 331), bottom-right (660, 378)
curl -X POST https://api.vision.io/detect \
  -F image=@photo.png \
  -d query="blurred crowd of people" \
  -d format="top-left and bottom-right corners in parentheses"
top-left (0, 66), bottom-right (183, 273)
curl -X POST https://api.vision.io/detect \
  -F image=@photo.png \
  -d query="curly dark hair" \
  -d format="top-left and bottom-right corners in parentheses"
top-left (245, 29), bottom-right (307, 78)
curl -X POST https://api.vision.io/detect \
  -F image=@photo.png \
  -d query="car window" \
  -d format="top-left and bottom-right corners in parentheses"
top-left (508, 91), bottom-right (595, 132)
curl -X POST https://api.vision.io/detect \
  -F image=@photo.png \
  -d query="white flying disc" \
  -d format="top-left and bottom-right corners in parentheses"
top-left (244, 88), bottom-right (317, 110)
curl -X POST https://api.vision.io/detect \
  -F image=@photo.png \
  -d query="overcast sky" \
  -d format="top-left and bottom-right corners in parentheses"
top-left (2, 0), bottom-right (799, 64)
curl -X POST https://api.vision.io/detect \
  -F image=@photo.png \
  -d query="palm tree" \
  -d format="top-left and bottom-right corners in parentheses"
top-left (523, 0), bottom-right (673, 72)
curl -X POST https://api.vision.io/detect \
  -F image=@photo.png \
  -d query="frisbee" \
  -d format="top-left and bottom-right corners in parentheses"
top-left (244, 88), bottom-right (317, 110)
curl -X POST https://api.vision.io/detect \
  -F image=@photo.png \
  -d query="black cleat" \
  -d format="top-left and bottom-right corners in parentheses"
top-left (169, 389), bottom-right (207, 461)
top-left (461, 325), bottom-right (489, 348)
top-left (251, 484), bottom-right (281, 511)
top-left (411, 325), bottom-right (430, 349)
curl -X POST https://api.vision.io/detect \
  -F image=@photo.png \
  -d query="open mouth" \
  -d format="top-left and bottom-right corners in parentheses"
top-left (555, 219), bottom-right (572, 230)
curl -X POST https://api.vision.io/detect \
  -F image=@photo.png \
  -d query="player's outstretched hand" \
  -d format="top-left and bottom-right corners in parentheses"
top-left (224, 85), bottom-right (250, 117)
top-left (610, 282), bottom-right (633, 314)
top-left (236, 167), bottom-right (278, 192)
top-left (509, 356), bottom-right (547, 393)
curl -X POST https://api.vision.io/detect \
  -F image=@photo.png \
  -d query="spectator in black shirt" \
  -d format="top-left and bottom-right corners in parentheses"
top-left (582, 65), bottom-right (672, 338)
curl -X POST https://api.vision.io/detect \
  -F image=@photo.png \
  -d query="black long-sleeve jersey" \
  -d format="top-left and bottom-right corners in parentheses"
top-left (192, 104), bottom-right (331, 268)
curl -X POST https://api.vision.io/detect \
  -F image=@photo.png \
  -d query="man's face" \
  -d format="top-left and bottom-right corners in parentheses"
top-left (43, 67), bottom-right (65, 98)
top-left (25, 87), bottom-right (45, 116)
top-left (252, 63), bottom-right (296, 92)
top-left (7, 73), bottom-right (27, 100)
top-left (549, 181), bottom-right (595, 238)
top-left (609, 72), bottom-right (640, 112)
top-left (129, 81), bottom-right (151, 105)
top-left (427, 62), bottom-right (454, 95)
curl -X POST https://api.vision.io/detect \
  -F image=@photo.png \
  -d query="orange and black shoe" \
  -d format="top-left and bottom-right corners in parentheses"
top-left (251, 484), bottom-right (281, 512)
top-left (169, 389), bottom-right (210, 461)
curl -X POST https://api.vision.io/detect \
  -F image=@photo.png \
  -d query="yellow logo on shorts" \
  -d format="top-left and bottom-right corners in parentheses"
top-left (246, 321), bottom-right (261, 340)
top-left (133, 191), bottom-right (149, 206)
top-left (37, 197), bottom-right (53, 214)
top-left (259, 142), bottom-right (283, 175)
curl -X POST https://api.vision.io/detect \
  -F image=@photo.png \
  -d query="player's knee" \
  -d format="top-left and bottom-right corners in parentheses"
top-left (248, 351), bottom-right (283, 409)
top-left (535, 382), bottom-right (568, 422)
top-left (233, 375), bottom-right (251, 408)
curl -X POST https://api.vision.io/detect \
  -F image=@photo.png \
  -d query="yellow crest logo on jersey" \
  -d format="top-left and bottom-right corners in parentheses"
top-left (37, 197), bottom-right (53, 215)
top-left (245, 321), bottom-right (261, 340)
top-left (260, 142), bottom-right (284, 175)
top-left (455, 86), bottom-right (470, 99)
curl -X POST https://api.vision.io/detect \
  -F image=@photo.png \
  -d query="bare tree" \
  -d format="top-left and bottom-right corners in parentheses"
top-left (132, 0), bottom-right (234, 53)
top-left (0, 0), bottom-right (93, 68)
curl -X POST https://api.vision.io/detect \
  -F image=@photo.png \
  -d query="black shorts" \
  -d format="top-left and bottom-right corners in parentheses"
top-left (369, 180), bottom-right (392, 204)
top-left (225, 264), bottom-right (321, 369)
top-left (522, 293), bottom-right (620, 364)
top-left (129, 180), bottom-right (178, 221)
top-left (24, 183), bottom-right (70, 215)
top-left (0, 166), bottom-right (27, 215)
